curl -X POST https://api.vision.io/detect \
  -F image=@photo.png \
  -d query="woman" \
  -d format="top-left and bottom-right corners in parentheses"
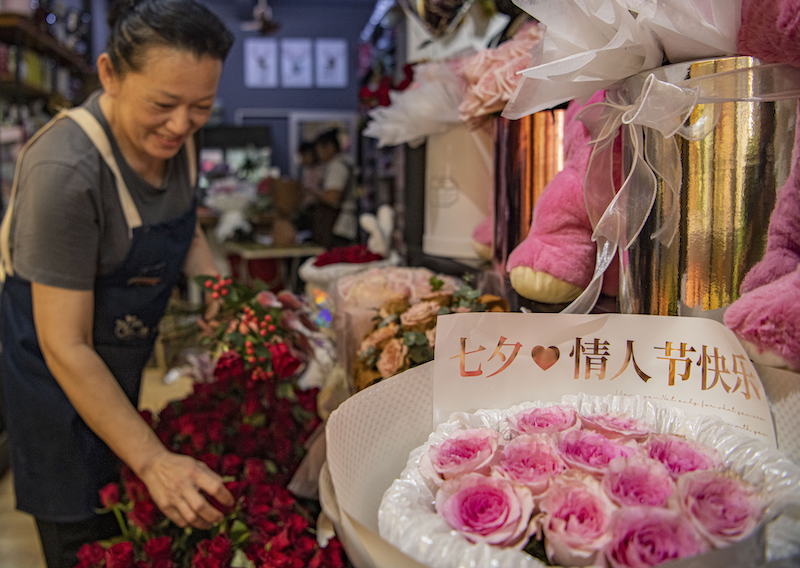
top-left (0, 1), bottom-right (235, 566)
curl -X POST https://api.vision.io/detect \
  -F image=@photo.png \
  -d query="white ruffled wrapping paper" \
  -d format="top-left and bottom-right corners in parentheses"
top-left (378, 394), bottom-right (800, 567)
top-left (503, 0), bottom-right (740, 119)
top-left (363, 62), bottom-right (465, 148)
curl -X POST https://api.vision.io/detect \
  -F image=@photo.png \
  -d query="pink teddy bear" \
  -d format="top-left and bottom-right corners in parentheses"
top-left (504, 90), bottom-right (619, 303)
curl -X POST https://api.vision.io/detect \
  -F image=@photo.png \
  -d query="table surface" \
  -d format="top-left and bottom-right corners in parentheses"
top-left (223, 241), bottom-right (325, 260)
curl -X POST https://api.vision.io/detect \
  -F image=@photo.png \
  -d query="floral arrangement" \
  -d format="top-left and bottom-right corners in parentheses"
top-left (313, 244), bottom-right (384, 267)
top-left (353, 276), bottom-right (508, 390)
top-left (74, 277), bottom-right (346, 567)
top-left (379, 398), bottom-right (794, 568)
top-left (458, 22), bottom-right (542, 124)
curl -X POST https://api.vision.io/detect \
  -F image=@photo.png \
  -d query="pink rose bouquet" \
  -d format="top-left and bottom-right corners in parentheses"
top-left (380, 399), bottom-right (786, 568)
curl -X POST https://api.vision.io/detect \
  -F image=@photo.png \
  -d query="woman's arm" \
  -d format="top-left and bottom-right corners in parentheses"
top-left (32, 282), bottom-right (234, 528)
top-left (182, 222), bottom-right (219, 278)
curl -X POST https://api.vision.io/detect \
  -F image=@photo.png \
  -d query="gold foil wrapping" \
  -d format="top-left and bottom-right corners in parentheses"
top-left (493, 110), bottom-right (565, 273)
top-left (619, 57), bottom-right (796, 317)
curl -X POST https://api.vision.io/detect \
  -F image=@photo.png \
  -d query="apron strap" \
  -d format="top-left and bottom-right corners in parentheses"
top-left (185, 135), bottom-right (197, 188)
top-left (66, 107), bottom-right (143, 235)
top-left (0, 110), bottom-right (70, 280)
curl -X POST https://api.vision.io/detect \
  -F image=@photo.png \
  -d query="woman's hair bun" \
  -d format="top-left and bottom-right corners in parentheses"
top-left (108, 0), bottom-right (141, 30)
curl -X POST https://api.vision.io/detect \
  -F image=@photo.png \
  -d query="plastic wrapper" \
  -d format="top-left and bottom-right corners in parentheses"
top-left (364, 62), bottom-right (465, 148)
top-left (298, 252), bottom-right (401, 295)
top-left (503, 0), bottom-right (739, 119)
top-left (378, 393), bottom-right (800, 567)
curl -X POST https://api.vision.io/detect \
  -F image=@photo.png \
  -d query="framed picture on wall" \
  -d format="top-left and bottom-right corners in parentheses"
top-left (280, 38), bottom-right (313, 88)
top-left (244, 38), bottom-right (278, 88)
top-left (288, 110), bottom-right (357, 177)
top-left (315, 38), bottom-right (348, 88)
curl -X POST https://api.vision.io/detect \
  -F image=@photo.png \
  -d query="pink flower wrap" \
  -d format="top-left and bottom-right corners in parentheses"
top-left (436, 473), bottom-right (534, 548)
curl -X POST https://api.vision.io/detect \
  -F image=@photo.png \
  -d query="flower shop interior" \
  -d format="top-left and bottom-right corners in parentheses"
top-left (1, 1), bottom-right (800, 567)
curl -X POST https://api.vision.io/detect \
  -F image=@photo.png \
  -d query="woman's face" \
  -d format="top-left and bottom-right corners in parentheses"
top-left (104, 45), bottom-right (223, 163)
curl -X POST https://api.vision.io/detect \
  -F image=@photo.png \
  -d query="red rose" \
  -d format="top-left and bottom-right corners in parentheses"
top-left (268, 343), bottom-right (301, 379)
top-left (122, 472), bottom-right (149, 503)
top-left (214, 351), bottom-right (246, 383)
top-left (128, 499), bottom-right (159, 531)
top-left (105, 541), bottom-right (134, 568)
top-left (243, 459), bottom-right (267, 483)
top-left (192, 535), bottom-right (232, 568)
top-left (99, 482), bottom-right (120, 508)
top-left (198, 453), bottom-right (221, 472)
top-left (221, 454), bottom-right (243, 476)
top-left (143, 536), bottom-right (172, 561)
top-left (206, 421), bottom-right (224, 444)
top-left (76, 542), bottom-right (105, 568)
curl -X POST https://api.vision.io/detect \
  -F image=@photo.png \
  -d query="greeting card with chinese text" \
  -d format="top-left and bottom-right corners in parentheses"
top-left (433, 313), bottom-right (775, 445)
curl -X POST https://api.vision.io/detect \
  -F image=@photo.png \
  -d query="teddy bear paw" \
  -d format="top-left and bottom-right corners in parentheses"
top-left (510, 266), bottom-right (583, 303)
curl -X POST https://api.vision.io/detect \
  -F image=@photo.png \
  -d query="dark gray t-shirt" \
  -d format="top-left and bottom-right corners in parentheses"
top-left (10, 91), bottom-right (194, 290)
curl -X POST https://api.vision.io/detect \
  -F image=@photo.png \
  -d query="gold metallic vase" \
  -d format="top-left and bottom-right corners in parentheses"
top-left (492, 110), bottom-right (565, 273)
top-left (618, 57), bottom-right (796, 319)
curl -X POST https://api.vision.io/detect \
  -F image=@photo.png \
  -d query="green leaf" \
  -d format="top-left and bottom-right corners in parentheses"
top-left (276, 382), bottom-right (297, 401)
top-left (231, 548), bottom-right (256, 568)
top-left (408, 344), bottom-right (434, 365)
top-left (430, 275), bottom-right (445, 291)
top-left (523, 536), bottom-right (552, 564)
top-left (265, 460), bottom-right (278, 474)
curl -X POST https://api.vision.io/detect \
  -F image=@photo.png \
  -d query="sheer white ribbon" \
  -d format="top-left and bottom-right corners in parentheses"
top-left (563, 62), bottom-right (800, 314)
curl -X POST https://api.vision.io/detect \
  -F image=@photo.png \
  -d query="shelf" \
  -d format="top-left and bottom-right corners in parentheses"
top-left (0, 13), bottom-right (92, 76)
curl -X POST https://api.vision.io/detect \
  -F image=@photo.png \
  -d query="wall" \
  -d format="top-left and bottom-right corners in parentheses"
top-left (92, 0), bottom-right (374, 175)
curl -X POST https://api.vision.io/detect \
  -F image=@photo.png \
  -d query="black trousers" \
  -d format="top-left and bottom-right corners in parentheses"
top-left (35, 513), bottom-right (120, 568)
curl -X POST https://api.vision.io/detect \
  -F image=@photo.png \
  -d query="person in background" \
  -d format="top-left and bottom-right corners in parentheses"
top-left (0, 1), bottom-right (234, 566)
top-left (308, 128), bottom-right (357, 248)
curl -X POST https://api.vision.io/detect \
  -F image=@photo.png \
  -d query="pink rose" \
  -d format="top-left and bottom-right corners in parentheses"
top-left (677, 470), bottom-right (763, 546)
top-left (436, 473), bottom-right (534, 547)
top-left (581, 414), bottom-right (651, 439)
top-left (602, 456), bottom-right (675, 507)
top-left (400, 301), bottom-right (440, 327)
top-left (358, 323), bottom-right (399, 353)
top-left (538, 472), bottom-right (617, 566)
top-left (255, 290), bottom-right (281, 308)
top-left (606, 507), bottom-right (709, 568)
top-left (429, 428), bottom-right (499, 479)
top-left (558, 429), bottom-right (637, 475)
top-left (646, 434), bottom-right (721, 478)
top-left (492, 434), bottom-right (566, 494)
top-left (511, 405), bottom-right (578, 435)
top-left (376, 338), bottom-right (408, 378)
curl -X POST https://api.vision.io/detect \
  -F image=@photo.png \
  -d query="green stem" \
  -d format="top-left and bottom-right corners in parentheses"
top-left (112, 506), bottom-right (129, 540)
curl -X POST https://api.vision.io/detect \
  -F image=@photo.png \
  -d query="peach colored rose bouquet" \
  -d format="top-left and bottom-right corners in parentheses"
top-left (352, 276), bottom-right (507, 390)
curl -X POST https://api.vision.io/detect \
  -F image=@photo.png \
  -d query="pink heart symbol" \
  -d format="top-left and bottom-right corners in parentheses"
top-left (532, 345), bottom-right (560, 370)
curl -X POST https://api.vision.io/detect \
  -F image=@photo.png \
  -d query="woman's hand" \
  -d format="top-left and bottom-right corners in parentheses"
top-left (196, 296), bottom-right (222, 336)
top-left (139, 451), bottom-right (235, 530)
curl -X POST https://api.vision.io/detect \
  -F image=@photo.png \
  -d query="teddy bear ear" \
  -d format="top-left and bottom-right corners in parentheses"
top-left (377, 205), bottom-right (395, 238)
top-left (360, 213), bottom-right (388, 256)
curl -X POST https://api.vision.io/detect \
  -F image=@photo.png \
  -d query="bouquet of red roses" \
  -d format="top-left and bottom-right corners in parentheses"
top-left (313, 244), bottom-right (384, 267)
top-left (75, 351), bottom-right (343, 567)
